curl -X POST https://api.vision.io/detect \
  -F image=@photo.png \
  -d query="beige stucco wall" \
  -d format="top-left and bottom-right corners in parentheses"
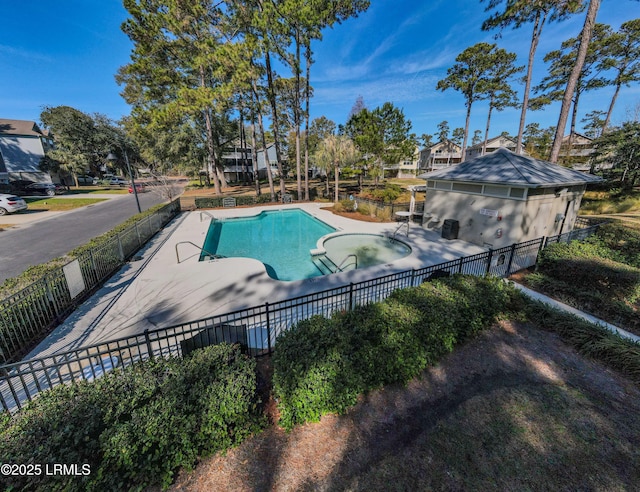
top-left (423, 188), bottom-right (586, 248)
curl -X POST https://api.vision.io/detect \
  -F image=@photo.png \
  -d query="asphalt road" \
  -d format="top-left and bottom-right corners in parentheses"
top-left (0, 189), bottom-right (171, 284)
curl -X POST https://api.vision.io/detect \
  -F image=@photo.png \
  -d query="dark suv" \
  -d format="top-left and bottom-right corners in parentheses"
top-left (10, 180), bottom-right (57, 197)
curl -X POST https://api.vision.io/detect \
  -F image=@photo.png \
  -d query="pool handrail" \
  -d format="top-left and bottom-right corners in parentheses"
top-left (199, 211), bottom-right (216, 222)
top-left (337, 253), bottom-right (358, 272)
top-left (175, 241), bottom-right (225, 264)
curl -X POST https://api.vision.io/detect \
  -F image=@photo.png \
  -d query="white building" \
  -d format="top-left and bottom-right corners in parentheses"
top-left (0, 119), bottom-right (54, 187)
top-left (419, 148), bottom-right (602, 248)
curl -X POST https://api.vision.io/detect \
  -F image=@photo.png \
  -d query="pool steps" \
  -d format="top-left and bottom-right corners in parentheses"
top-left (311, 253), bottom-right (358, 275)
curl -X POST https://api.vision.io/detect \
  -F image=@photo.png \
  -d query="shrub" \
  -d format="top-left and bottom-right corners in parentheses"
top-left (356, 203), bottom-right (371, 216)
top-left (272, 275), bottom-right (514, 430)
top-left (1, 344), bottom-right (263, 491)
top-left (370, 183), bottom-right (402, 202)
top-left (592, 223), bottom-right (640, 268)
top-left (339, 199), bottom-right (355, 212)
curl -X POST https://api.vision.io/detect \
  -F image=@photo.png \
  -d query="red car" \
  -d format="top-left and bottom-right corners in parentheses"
top-left (128, 183), bottom-right (146, 193)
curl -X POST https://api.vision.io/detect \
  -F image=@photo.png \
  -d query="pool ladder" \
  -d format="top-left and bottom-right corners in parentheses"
top-left (175, 241), bottom-right (226, 264)
top-left (199, 211), bottom-right (216, 222)
top-left (313, 254), bottom-right (357, 274)
top-left (391, 221), bottom-right (409, 239)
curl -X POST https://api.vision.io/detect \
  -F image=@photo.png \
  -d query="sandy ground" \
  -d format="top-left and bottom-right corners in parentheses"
top-left (168, 320), bottom-right (640, 491)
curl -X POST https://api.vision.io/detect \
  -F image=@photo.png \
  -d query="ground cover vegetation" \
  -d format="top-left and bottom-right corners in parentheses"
top-left (3, 275), bottom-right (639, 490)
top-left (520, 222), bottom-right (640, 336)
top-left (23, 197), bottom-right (108, 211)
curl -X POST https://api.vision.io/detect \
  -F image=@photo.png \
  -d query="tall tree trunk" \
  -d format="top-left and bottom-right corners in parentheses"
top-left (517, 12), bottom-right (547, 155)
top-left (249, 121), bottom-right (261, 196)
top-left (325, 170), bottom-right (330, 197)
top-left (258, 111), bottom-right (276, 201)
top-left (334, 162), bottom-right (339, 203)
top-left (294, 29), bottom-right (302, 201)
top-left (483, 96), bottom-right (495, 156)
top-left (602, 79), bottom-right (621, 133)
top-left (564, 91), bottom-right (581, 165)
top-left (461, 103), bottom-right (472, 163)
top-left (251, 79), bottom-right (276, 200)
top-left (550, 0), bottom-right (600, 163)
top-left (304, 40), bottom-right (312, 201)
top-left (264, 50), bottom-right (286, 198)
top-left (200, 65), bottom-right (222, 195)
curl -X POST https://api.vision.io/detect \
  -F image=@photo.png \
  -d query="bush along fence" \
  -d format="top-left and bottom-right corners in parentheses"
top-left (337, 193), bottom-right (423, 217)
top-left (181, 188), bottom-right (319, 210)
top-left (0, 221), bottom-right (604, 413)
top-left (0, 201), bottom-right (180, 366)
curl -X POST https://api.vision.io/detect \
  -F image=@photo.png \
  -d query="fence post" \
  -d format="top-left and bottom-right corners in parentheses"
top-left (349, 283), bottom-right (354, 310)
top-left (411, 269), bottom-right (416, 287)
top-left (144, 329), bottom-right (154, 359)
top-left (89, 249), bottom-right (98, 284)
top-left (117, 233), bottom-right (124, 262)
top-left (44, 276), bottom-right (60, 321)
top-left (135, 222), bottom-right (142, 248)
top-left (265, 303), bottom-right (272, 354)
top-left (485, 249), bottom-right (493, 276)
top-left (457, 256), bottom-right (464, 274)
top-left (505, 243), bottom-right (517, 277)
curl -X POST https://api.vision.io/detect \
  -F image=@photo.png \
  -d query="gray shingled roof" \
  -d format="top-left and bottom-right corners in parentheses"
top-left (418, 147), bottom-right (602, 187)
top-left (0, 119), bottom-right (43, 137)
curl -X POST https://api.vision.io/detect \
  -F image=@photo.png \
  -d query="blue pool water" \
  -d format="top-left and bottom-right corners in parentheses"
top-left (201, 209), bottom-right (336, 281)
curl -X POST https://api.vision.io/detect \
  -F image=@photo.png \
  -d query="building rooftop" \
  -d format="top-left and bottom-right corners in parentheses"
top-left (0, 119), bottom-right (44, 137)
top-left (418, 147), bottom-right (602, 188)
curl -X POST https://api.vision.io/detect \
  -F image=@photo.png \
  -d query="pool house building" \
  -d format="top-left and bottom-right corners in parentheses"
top-left (418, 148), bottom-right (602, 249)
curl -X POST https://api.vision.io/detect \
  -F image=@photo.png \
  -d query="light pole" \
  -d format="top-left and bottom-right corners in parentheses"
top-left (107, 148), bottom-right (141, 214)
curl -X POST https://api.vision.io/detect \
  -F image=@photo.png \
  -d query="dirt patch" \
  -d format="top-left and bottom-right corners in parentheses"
top-left (169, 321), bottom-right (640, 491)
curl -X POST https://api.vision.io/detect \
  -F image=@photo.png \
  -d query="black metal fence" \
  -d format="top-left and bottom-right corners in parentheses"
top-left (0, 201), bottom-right (181, 365)
top-left (0, 221), bottom-right (603, 413)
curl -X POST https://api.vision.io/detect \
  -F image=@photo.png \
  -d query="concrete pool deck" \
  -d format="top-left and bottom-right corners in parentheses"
top-left (24, 203), bottom-right (487, 360)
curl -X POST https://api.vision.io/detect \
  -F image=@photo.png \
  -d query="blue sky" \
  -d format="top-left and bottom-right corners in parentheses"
top-left (1, 0), bottom-right (638, 143)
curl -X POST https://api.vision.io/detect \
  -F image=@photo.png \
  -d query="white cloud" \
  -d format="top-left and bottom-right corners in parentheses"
top-left (0, 44), bottom-right (53, 63)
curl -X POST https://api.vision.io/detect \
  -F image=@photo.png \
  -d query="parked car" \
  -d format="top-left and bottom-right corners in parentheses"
top-left (0, 194), bottom-right (28, 215)
top-left (76, 175), bottom-right (98, 185)
top-left (109, 177), bottom-right (128, 186)
top-left (9, 180), bottom-right (57, 197)
top-left (128, 183), bottom-right (146, 193)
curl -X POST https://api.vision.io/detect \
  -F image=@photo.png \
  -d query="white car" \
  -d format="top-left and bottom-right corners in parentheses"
top-left (109, 177), bottom-right (128, 186)
top-left (0, 194), bottom-right (28, 215)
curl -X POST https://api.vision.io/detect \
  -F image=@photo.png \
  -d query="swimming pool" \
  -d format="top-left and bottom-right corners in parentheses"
top-left (201, 209), bottom-right (336, 281)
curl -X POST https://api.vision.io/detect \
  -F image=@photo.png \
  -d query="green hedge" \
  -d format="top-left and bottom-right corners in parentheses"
top-left (272, 275), bottom-right (515, 430)
top-left (0, 344), bottom-right (264, 491)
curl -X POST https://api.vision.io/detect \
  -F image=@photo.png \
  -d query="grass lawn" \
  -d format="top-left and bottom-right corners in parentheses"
top-left (580, 189), bottom-right (640, 215)
top-left (66, 187), bottom-right (128, 195)
top-left (24, 197), bottom-right (108, 211)
top-left (169, 320), bottom-right (640, 491)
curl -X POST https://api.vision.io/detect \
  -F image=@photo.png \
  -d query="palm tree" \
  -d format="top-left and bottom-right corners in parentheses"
top-left (314, 135), bottom-right (359, 202)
